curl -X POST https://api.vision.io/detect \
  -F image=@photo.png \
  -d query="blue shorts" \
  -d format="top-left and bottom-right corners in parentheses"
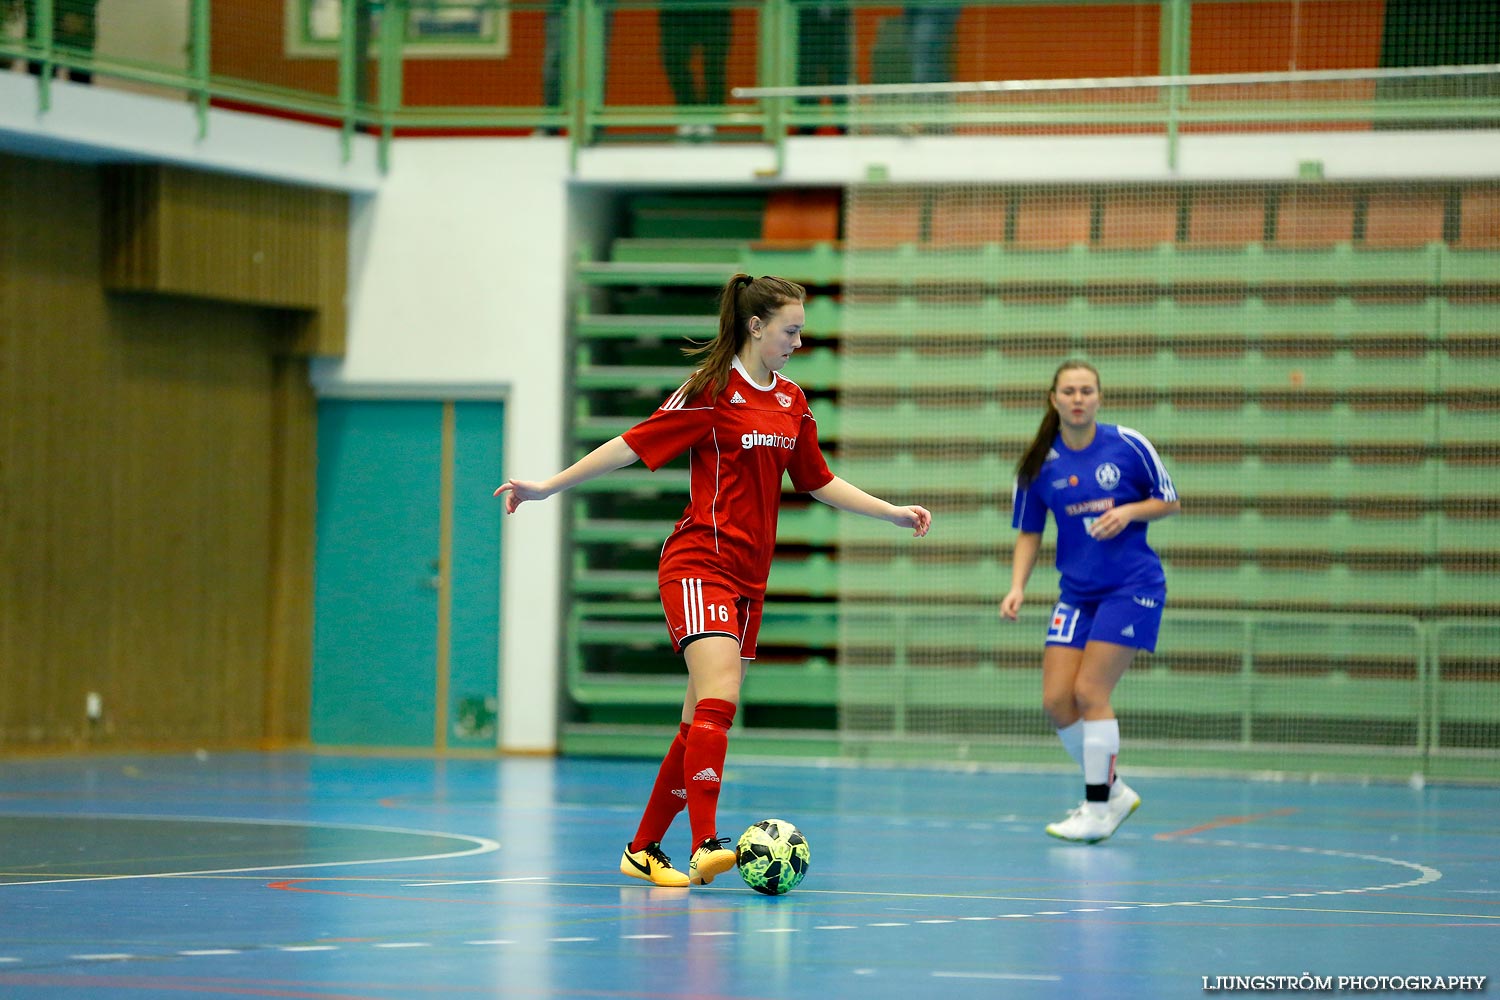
top-left (1046, 591), bottom-right (1165, 652)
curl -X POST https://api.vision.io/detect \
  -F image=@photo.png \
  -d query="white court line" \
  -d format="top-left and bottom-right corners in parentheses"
top-left (934, 972), bottom-right (1063, 981)
top-left (405, 876), bottom-right (547, 887)
top-left (0, 813), bottom-right (499, 887)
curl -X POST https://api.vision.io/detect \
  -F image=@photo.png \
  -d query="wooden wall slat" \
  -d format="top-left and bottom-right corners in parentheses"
top-left (1, 152), bottom-right (318, 750)
top-left (102, 165), bottom-right (348, 356)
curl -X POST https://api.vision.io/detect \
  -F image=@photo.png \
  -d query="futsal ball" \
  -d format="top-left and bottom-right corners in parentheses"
top-left (736, 818), bottom-right (810, 896)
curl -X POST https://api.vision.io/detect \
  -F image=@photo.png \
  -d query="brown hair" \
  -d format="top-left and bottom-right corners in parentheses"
top-left (1015, 359), bottom-right (1101, 483)
top-left (678, 273), bottom-right (807, 401)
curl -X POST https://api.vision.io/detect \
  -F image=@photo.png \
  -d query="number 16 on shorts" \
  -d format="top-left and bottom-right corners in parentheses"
top-left (660, 577), bottom-right (762, 657)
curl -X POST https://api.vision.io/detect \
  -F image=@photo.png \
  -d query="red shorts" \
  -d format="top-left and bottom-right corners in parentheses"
top-left (660, 575), bottom-right (762, 659)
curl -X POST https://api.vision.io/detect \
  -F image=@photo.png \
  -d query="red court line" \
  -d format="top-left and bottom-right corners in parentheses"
top-left (1155, 808), bottom-right (1299, 839)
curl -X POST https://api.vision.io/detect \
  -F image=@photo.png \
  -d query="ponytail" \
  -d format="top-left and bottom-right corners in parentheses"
top-left (679, 273), bottom-right (806, 401)
top-left (1015, 359), bottom-right (1100, 484)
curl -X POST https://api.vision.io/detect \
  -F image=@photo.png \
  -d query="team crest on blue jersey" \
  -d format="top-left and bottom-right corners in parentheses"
top-left (1095, 463), bottom-right (1121, 489)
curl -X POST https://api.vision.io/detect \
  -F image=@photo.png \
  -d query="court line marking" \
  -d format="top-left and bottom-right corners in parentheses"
top-left (1155, 808), bottom-right (1300, 839)
top-left (404, 876), bottom-right (546, 887)
top-left (934, 971), bottom-right (1063, 981)
top-left (0, 813), bottom-right (499, 887)
top-left (0, 827), bottom-right (1480, 973)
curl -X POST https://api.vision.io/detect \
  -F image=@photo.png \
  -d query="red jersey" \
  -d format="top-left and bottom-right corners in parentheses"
top-left (622, 358), bottom-right (834, 598)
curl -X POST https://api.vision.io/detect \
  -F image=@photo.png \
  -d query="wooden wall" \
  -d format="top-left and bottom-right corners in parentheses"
top-left (0, 153), bottom-right (338, 751)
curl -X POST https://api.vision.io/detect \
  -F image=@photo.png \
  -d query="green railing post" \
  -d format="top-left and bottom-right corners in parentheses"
top-left (759, 0), bottom-right (787, 148)
top-left (581, 0), bottom-right (607, 151)
top-left (376, 0), bottom-right (406, 171)
top-left (1239, 616), bottom-right (1255, 746)
top-left (33, 0), bottom-right (54, 112)
top-left (1415, 618), bottom-right (1430, 775)
top-left (561, 0), bottom-right (582, 157)
top-left (338, 0), bottom-right (360, 163)
top-left (191, 0), bottom-right (211, 141)
top-left (1159, 0), bottom-right (1191, 171)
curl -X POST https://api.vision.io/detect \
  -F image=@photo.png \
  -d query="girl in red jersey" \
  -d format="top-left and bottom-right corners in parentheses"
top-left (497, 273), bottom-right (932, 887)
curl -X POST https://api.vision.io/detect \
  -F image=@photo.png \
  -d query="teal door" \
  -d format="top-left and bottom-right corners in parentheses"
top-left (312, 398), bottom-right (503, 749)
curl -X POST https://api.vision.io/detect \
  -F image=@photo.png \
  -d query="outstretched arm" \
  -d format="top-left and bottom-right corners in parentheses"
top-left (809, 476), bottom-right (931, 537)
top-left (999, 531), bottom-right (1042, 621)
top-left (494, 435), bottom-right (640, 514)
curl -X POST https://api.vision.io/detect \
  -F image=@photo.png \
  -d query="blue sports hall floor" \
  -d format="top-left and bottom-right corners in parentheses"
top-left (0, 750), bottom-right (1495, 999)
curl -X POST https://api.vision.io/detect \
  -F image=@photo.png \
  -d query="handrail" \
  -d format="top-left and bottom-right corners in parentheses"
top-left (2, 1), bottom-right (1498, 170)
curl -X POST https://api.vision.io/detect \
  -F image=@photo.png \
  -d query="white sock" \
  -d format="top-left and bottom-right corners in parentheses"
top-left (1082, 718), bottom-right (1120, 789)
top-left (1056, 720), bottom-right (1084, 771)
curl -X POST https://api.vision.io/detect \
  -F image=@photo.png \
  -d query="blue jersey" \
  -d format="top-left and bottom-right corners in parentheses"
top-left (1011, 424), bottom-right (1178, 601)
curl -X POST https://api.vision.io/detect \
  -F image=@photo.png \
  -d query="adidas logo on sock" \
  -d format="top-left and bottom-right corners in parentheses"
top-left (671, 787), bottom-right (687, 799)
top-left (1121, 624), bottom-right (1136, 637)
top-left (730, 391), bottom-right (746, 404)
top-left (691, 767), bottom-right (720, 783)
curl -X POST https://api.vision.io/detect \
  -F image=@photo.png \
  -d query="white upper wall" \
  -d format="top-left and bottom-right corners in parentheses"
top-left (313, 139), bottom-right (572, 755)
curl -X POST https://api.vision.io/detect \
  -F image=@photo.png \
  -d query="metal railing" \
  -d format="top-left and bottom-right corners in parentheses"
top-left (3, 0), bottom-right (1499, 169)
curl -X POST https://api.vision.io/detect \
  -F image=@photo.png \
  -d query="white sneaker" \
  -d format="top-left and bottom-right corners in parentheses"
top-left (1046, 782), bottom-right (1140, 843)
top-left (1107, 779), bottom-right (1142, 830)
top-left (1045, 802), bottom-right (1114, 842)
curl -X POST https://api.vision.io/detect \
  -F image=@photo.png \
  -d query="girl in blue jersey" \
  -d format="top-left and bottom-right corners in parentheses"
top-left (1001, 360), bottom-right (1180, 843)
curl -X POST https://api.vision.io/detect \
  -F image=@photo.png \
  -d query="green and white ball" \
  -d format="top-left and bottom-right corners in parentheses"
top-left (736, 819), bottom-right (810, 896)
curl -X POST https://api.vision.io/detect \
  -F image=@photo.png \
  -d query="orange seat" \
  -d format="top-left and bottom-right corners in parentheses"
top-left (1185, 187), bottom-right (1269, 246)
top-left (762, 189), bottom-right (842, 244)
top-left (930, 189), bottom-right (1009, 247)
top-left (1098, 191), bottom-right (1179, 248)
top-left (1363, 189), bottom-right (1447, 247)
top-left (845, 189), bottom-right (923, 248)
top-left (1276, 189), bottom-right (1355, 247)
top-left (1457, 186), bottom-right (1500, 248)
top-left (1014, 191), bottom-right (1091, 248)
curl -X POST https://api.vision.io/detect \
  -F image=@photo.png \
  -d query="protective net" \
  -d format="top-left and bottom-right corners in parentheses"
top-left (835, 172), bottom-right (1500, 782)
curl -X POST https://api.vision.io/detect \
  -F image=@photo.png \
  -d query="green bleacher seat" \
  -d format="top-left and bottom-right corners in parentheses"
top-left (609, 238), bottom-right (745, 264)
top-left (575, 347), bottom-right (840, 391)
top-left (575, 313), bottom-right (717, 340)
top-left (1439, 353), bottom-right (1500, 390)
top-left (1145, 403), bottom-right (1439, 447)
top-left (628, 194), bottom-right (767, 240)
top-left (1158, 511), bottom-right (1442, 557)
top-left (1437, 405), bottom-right (1499, 444)
top-left (1173, 457), bottom-right (1439, 500)
top-left (1161, 562), bottom-right (1441, 610)
top-left (1439, 301), bottom-right (1500, 343)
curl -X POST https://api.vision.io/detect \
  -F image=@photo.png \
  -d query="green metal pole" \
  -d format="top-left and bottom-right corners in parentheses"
top-left (563, 0), bottom-right (583, 166)
top-left (34, 0), bottom-right (54, 112)
top-left (1159, 0), bottom-right (1190, 172)
top-left (338, 0), bottom-right (359, 163)
top-left (758, 0), bottom-right (784, 146)
top-left (377, 0), bottom-right (405, 172)
top-left (579, 0), bottom-right (605, 157)
top-left (191, 0), bottom-right (211, 141)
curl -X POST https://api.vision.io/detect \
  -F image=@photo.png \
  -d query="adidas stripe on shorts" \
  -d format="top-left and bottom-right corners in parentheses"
top-left (660, 576), bottom-right (762, 658)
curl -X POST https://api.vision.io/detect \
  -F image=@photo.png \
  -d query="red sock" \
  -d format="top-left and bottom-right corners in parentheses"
top-left (683, 698), bottom-right (736, 849)
top-left (629, 723), bottom-right (691, 854)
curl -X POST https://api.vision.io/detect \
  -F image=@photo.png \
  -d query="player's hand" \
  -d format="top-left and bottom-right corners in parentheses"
top-left (1087, 506), bottom-right (1131, 540)
top-left (999, 588), bottom-right (1024, 621)
top-left (894, 505), bottom-right (931, 538)
top-left (493, 479), bottom-right (552, 514)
